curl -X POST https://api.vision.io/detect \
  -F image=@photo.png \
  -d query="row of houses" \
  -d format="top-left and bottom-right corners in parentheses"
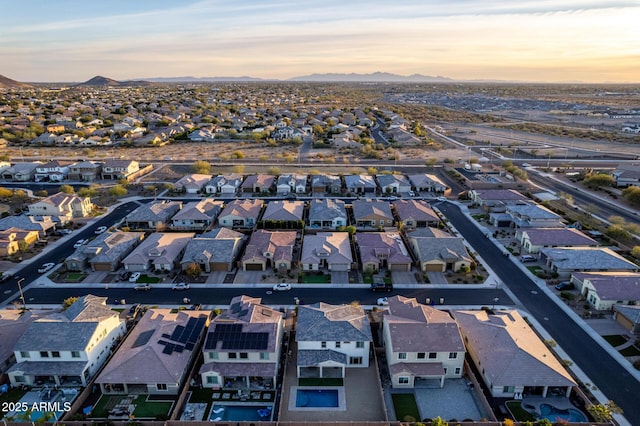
top-left (0, 159), bottom-right (143, 182)
top-left (1, 295), bottom-right (577, 405)
top-left (174, 172), bottom-right (449, 195)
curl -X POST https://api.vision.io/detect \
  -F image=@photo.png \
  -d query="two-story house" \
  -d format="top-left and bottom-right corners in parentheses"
top-left (101, 159), bottom-right (139, 180)
top-left (296, 303), bottom-right (372, 378)
top-left (68, 161), bottom-right (102, 182)
top-left (7, 295), bottom-right (126, 387)
top-left (200, 295), bottom-right (284, 390)
top-left (382, 296), bottom-right (465, 388)
top-left (28, 192), bottom-right (94, 223)
top-left (34, 160), bottom-right (72, 182)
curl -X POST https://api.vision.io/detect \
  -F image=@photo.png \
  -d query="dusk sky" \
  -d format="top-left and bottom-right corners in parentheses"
top-left (1, 0), bottom-right (638, 83)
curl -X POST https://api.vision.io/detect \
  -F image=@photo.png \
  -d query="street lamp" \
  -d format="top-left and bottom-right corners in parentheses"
top-left (492, 297), bottom-right (499, 311)
top-left (17, 278), bottom-right (26, 310)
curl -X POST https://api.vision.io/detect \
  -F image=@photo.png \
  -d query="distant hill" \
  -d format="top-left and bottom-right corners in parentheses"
top-left (288, 72), bottom-right (453, 82)
top-left (144, 76), bottom-right (266, 83)
top-left (0, 74), bottom-right (33, 88)
top-left (75, 75), bottom-right (154, 87)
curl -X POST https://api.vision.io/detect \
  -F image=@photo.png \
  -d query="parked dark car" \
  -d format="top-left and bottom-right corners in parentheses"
top-left (128, 303), bottom-right (142, 319)
top-left (555, 281), bottom-right (575, 291)
top-left (370, 282), bottom-right (393, 292)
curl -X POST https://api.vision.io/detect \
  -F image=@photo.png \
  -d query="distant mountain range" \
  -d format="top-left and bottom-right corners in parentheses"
top-left (288, 72), bottom-right (453, 82)
top-left (0, 74), bottom-right (33, 88)
top-left (0, 71), bottom-right (456, 86)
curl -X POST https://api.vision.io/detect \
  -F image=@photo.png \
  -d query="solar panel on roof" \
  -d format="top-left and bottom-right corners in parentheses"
top-left (171, 325), bottom-right (185, 341)
top-left (185, 342), bottom-right (195, 351)
top-left (163, 343), bottom-right (174, 355)
top-left (174, 345), bottom-right (184, 353)
top-left (158, 340), bottom-right (167, 346)
top-left (162, 333), bottom-right (171, 339)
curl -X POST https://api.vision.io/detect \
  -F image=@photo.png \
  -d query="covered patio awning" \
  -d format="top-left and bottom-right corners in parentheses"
top-left (297, 350), bottom-right (347, 367)
top-left (390, 362), bottom-right (445, 377)
top-left (8, 361), bottom-right (87, 376)
top-left (199, 362), bottom-right (277, 377)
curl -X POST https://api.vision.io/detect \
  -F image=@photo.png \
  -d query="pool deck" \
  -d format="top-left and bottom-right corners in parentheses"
top-left (278, 341), bottom-right (386, 422)
top-left (411, 378), bottom-right (486, 422)
top-left (522, 396), bottom-right (587, 419)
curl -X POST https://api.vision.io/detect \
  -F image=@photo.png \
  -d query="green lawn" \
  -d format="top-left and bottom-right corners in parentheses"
top-left (391, 393), bottom-right (421, 423)
top-left (0, 388), bottom-right (28, 420)
top-left (620, 345), bottom-right (640, 357)
top-left (302, 274), bottom-right (330, 283)
top-left (362, 275), bottom-right (374, 284)
top-left (603, 335), bottom-right (628, 347)
top-left (505, 401), bottom-right (536, 422)
top-left (132, 395), bottom-right (173, 418)
top-left (66, 272), bottom-right (85, 280)
top-left (298, 378), bottom-right (343, 386)
top-left (138, 275), bottom-right (161, 283)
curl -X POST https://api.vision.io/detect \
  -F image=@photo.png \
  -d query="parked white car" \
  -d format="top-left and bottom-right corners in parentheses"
top-left (377, 297), bottom-right (389, 306)
top-left (73, 239), bottom-right (87, 248)
top-left (128, 272), bottom-right (141, 283)
top-left (38, 263), bottom-right (56, 273)
top-left (95, 226), bottom-right (108, 234)
top-left (272, 283), bottom-right (292, 291)
top-left (172, 282), bottom-right (190, 291)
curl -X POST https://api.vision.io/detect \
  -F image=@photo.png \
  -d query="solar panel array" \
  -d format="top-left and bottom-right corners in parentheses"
top-left (157, 316), bottom-right (207, 355)
top-left (205, 323), bottom-right (269, 351)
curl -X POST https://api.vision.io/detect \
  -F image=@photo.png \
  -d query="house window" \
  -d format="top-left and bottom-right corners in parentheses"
top-left (51, 351), bottom-right (60, 358)
top-left (335, 342), bottom-right (341, 349)
top-left (349, 356), bottom-right (362, 365)
top-left (443, 368), bottom-right (447, 374)
top-left (417, 352), bottom-right (426, 359)
top-left (455, 367), bottom-right (461, 375)
top-left (321, 342), bottom-right (327, 348)
top-left (448, 352), bottom-right (458, 359)
top-left (156, 384), bottom-right (168, 391)
top-left (398, 377), bottom-right (409, 384)
top-left (209, 352), bottom-right (219, 360)
top-left (40, 351), bottom-right (49, 358)
top-left (356, 341), bottom-right (364, 348)
top-left (206, 376), bottom-right (218, 384)
top-left (71, 351), bottom-right (80, 358)
top-left (14, 376), bottom-right (26, 383)
top-left (429, 352), bottom-right (437, 359)
top-left (260, 352), bottom-right (269, 360)
top-left (20, 351), bottom-right (30, 358)
top-left (398, 353), bottom-right (407, 360)
top-left (228, 353), bottom-right (237, 359)
top-left (240, 353), bottom-right (248, 359)
top-left (503, 386), bottom-right (515, 393)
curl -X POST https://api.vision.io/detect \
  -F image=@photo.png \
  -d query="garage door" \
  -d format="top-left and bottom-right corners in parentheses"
top-left (211, 263), bottom-right (229, 272)
top-left (244, 263), bottom-right (264, 271)
top-left (390, 263), bottom-right (410, 272)
top-left (424, 263), bottom-right (443, 272)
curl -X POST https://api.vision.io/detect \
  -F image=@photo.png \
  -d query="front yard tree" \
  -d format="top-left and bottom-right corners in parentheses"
top-left (60, 184), bottom-right (75, 194)
top-left (185, 262), bottom-right (201, 278)
top-left (192, 160), bottom-right (211, 174)
top-left (588, 400), bottom-right (623, 423)
top-left (583, 173), bottom-right (614, 189)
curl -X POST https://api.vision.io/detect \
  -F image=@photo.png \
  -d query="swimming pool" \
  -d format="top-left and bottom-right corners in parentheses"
top-left (539, 403), bottom-right (587, 423)
top-left (209, 404), bottom-right (272, 422)
top-left (296, 389), bottom-right (339, 408)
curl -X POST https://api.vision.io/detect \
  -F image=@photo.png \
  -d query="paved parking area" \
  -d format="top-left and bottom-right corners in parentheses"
top-left (413, 379), bottom-right (487, 422)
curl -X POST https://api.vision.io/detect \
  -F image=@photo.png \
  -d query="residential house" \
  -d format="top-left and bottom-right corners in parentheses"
top-left (344, 174), bottom-right (377, 194)
top-left (300, 232), bottom-right (352, 272)
top-left (571, 272), bottom-right (640, 311)
top-left (613, 305), bottom-right (640, 334)
top-left (296, 303), bottom-right (372, 378)
top-left (205, 174), bottom-right (243, 195)
top-left (352, 199), bottom-right (394, 228)
top-left (308, 199), bottom-right (347, 229)
top-left (355, 232), bottom-right (412, 272)
top-left (68, 161), bottom-right (102, 182)
top-left (101, 159), bottom-right (139, 180)
top-left (96, 309), bottom-right (210, 395)
top-left (0, 309), bottom-right (43, 378)
top-left (408, 228), bottom-right (473, 272)
top-left (241, 174), bottom-right (275, 193)
top-left (501, 201), bottom-right (564, 229)
top-left (171, 199), bottom-right (223, 231)
top-left (386, 127), bottom-right (421, 145)
top-left (122, 232), bottom-right (194, 272)
top-left (8, 295), bottom-right (126, 387)
top-left (0, 215), bottom-right (56, 238)
top-left (28, 192), bottom-right (94, 222)
top-left (377, 174), bottom-right (411, 194)
top-left (0, 228), bottom-right (39, 256)
top-left (1, 163), bottom-right (39, 182)
top-left (311, 174), bottom-right (342, 194)
top-left (181, 228), bottom-right (246, 273)
top-left (540, 247), bottom-right (639, 278)
top-left (260, 201), bottom-right (305, 228)
top-left (65, 231), bottom-right (145, 272)
top-left (393, 200), bottom-right (440, 229)
top-left (200, 295), bottom-right (284, 390)
top-left (611, 164), bottom-right (640, 187)
top-left (218, 199), bottom-right (264, 228)
top-left (518, 228), bottom-right (598, 253)
top-left (451, 310), bottom-right (576, 399)
top-left (382, 296), bottom-right (465, 388)
top-left (409, 174), bottom-right (449, 193)
top-left (124, 200), bottom-right (182, 231)
top-left (34, 160), bottom-right (72, 182)
top-left (173, 174), bottom-right (211, 194)
top-left (469, 189), bottom-right (529, 212)
top-left (241, 230), bottom-right (296, 272)
top-left (276, 174), bottom-right (308, 194)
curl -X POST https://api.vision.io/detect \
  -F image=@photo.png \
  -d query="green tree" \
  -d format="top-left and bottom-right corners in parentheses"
top-left (192, 160), bottom-right (211, 174)
top-left (77, 187), bottom-right (98, 198)
top-left (109, 185), bottom-right (128, 197)
top-left (62, 296), bottom-right (79, 310)
top-left (0, 187), bottom-right (12, 198)
top-left (267, 166), bottom-right (281, 175)
top-left (184, 262), bottom-right (201, 278)
top-left (232, 150), bottom-right (245, 159)
top-left (587, 400), bottom-right (623, 423)
top-left (630, 246), bottom-right (640, 259)
top-left (34, 189), bottom-right (49, 197)
top-left (59, 184), bottom-right (75, 194)
top-left (583, 173), bottom-right (614, 189)
top-left (622, 186), bottom-right (640, 205)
